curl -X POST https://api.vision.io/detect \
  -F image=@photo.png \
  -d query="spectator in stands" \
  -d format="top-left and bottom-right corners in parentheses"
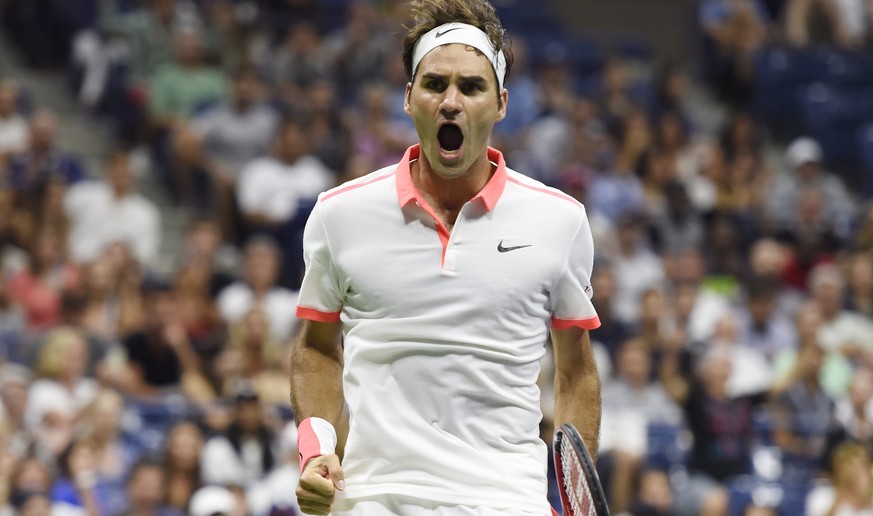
top-left (773, 298), bottom-right (852, 407)
top-left (323, 0), bottom-right (392, 95)
top-left (217, 305), bottom-right (288, 407)
top-left (63, 149), bottom-right (161, 269)
top-left (712, 149), bottom-right (770, 226)
top-left (720, 111), bottom-right (764, 161)
top-left (852, 201), bottom-right (873, 252)
top-left (661, 342), bottom-right (769, 516)
top-left (598, 56), bottom-right (642, 132)
top-left (625, 466), bottom-right (675, 516)
top-left (179, 218), bottom-right (236, 300)
top-left (586, 123), bottom-right (647, 224)
top-left (0, 187), bottom-right (29, 278)
top-left (653, 62), bottom-right (695, 128)
top-left (75, 244), bottom-right (145, 342)
top-left (246, 421), bottom-right (302, 516)
top-left (236, 117), bottom-right (334, 232)
top-left (25, 327), bottom-right (98, 455)
top-left (0, 454), bottom-right (54, 515)
top-left (768, 137), bottom-right (854, 240)
top-left (784, 0), bottom-right (871, 48)
top-left (216, 236), bottom-right (299, 342)
top-left (734, 277), bottom-right (798, 362)
top-left (0, 364), bottom-right (45, 461)
top-left (7, 110), bottom-right (85, 224)
top-left (7, 225), bottom-right (80, 335)
top-left (173, 65), bottom-right (280, 238)
top-left (810, 263), bottom-right (873, 368)
top-left (188, 484), bottom-right (238, 516)
top-left (302, 79), bottom-right (354, 174)
top-left (118, 280), bottom-right (215, 403)
top-left (610, 212), bottom-right (666, 325)
top-left (525, 94), bottom-right (602, 185)
top-left (698, 0), bottom-right (770, 105)
top-left (703, 215), bottom-right (746, 292)
top-left (171, 264), bottom-right (221, 356)
top-left (148, 24), bottom-right (227, 195)
top-left (272, 22), bottom-right (333, 106)
top-left (833, 368), bottom-right (873, 445)
top-left (200, 383), bottom-right (278, 488)
top-left (100, 0), bottom-right (203, 91)
top-left (119, 455), bottom-right (182, 516)
top-left (709, 313), bottom-right (775, 397)
top-left (162, 420), bottom-right (204, 512)
top-left (844, 251), bottom-right (873, 318)
top-left (649, 179), bottom-right (706, 255)
top-left (600, 338), bottom-right (682, 512)
top-left (78, 388), bottom-right (142, 514)
top-left (236, 118), bottom-right (333, 287)
top-left (49, 433), bottom-right (107, 515)
top-left (804, 440), bottom-right (873, 515)
top-left (0, 80), bottom-right (28, 165)
top-left (350, 82), bottom-right (418, 169)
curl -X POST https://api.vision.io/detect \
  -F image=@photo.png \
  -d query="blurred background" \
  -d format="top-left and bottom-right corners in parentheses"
top-left (2, 0), bottom-right (873, 515)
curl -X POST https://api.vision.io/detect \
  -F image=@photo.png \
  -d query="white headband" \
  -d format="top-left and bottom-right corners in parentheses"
top-left (411, 22), bottom-right (507, 89)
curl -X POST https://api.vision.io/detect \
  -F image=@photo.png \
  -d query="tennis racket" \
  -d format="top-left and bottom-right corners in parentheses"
top-left (553, 423), bottom-right (610, 516)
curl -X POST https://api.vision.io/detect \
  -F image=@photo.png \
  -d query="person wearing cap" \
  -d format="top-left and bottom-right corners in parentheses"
top-left (766, 136), bottom-right (854, 240)
top-left (290, 0), bottom-right (602, 515)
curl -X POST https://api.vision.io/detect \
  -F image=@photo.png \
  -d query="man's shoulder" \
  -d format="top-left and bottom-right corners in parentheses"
top-left (503, 168), bottom-right (585, 212)
top-left (318, 164), bottom-right (397, 206)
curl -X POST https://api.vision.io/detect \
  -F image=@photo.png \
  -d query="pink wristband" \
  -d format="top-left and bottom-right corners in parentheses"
top-left (297, 417), bottom-right (338, 472)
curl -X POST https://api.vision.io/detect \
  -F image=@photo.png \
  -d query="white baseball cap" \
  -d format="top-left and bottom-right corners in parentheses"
top-left (785, 137), bottom-right (822, 169)
top-left (189, 485), bottom-right (236, 516)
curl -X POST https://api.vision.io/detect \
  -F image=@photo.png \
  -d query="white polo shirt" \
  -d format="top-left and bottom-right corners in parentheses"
top-left (296, 145), bottom-right (599, 513)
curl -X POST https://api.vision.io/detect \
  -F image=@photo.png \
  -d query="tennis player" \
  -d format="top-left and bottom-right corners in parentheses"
top-left (290, 0), bottom-right (602, 514)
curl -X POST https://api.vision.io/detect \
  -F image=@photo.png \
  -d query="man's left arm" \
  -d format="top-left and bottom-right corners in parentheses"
top-left (551, 326), bottom-right (601, 462)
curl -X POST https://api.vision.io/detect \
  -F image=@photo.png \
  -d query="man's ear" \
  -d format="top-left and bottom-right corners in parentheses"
top-left (403, 82), bottom-right (413, 116)
top-left (496, 88), bottom-right (509, 122)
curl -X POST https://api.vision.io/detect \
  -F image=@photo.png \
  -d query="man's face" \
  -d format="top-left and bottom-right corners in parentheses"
top-left (404, 44), bottom-right (507, 179)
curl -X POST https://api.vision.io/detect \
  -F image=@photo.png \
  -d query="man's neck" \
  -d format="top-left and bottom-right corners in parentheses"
top-left (412, 152), bottom-right (492, 214)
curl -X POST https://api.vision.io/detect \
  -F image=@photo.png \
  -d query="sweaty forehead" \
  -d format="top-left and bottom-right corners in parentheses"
top-left (415, 44), bottom-right (496, 83)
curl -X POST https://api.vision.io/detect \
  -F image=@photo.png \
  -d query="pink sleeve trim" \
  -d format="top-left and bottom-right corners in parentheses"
top-left (296, 306), bottom-right (342, 322)
top-left (297, 418), bottom-right (321, 471)
top-left (551, 315), bottom-right (601, 331)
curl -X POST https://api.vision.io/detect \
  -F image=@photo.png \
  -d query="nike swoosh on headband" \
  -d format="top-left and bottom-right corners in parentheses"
top-left (435, 27), bottom-right (462, 38)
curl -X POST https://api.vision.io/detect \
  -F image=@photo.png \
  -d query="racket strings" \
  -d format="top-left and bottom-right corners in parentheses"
top-left (561, 444), bottom-right (596, 516)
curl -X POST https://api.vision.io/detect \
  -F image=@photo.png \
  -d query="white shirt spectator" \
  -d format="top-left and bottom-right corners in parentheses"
top-left (0, 113), bottom-right (27, 155)
top-left (63, 180), bottom-right (161, 266)
top-left (819, 311), bottom-right (873, 353)
top-left (200, 434), bottom-right (267, 487)
top-left (216, 283), bottom-right (299, 341)
top-left (24, 377), bottom-right (98, 430)
top-left (612, 247), bottom-right (665, 325)
top-left (237, 155), bottom-right (334, 223)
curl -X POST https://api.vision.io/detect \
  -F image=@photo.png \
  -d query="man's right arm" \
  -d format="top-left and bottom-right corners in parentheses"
top-left (290, 318), bottom-right (344, 427)
top-left (291, 318), bottom-right (345, 515)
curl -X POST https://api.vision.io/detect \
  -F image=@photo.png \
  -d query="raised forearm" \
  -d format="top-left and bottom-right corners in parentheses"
top-left (290, 320), bottom-right (345, 426)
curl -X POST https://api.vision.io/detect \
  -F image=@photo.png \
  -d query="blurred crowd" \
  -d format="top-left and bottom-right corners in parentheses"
top-left (1, 0), bottom-right (873, 515)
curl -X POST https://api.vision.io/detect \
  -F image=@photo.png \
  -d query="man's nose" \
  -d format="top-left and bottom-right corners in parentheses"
top-left (440, 85), bottom-right (462, 116)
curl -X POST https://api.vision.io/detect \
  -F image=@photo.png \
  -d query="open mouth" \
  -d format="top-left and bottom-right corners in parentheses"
top-left (438, 123), bottom-right (464, 152)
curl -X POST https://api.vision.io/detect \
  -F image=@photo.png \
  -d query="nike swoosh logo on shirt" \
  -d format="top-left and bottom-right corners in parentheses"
top-left (435, 27), bottom-right (462, 38)
top-left (497, 241), bottom-right (532, 253)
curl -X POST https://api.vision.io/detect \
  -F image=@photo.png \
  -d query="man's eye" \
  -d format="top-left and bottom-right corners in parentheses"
top-left (461, 83), bottom-right (482, 93)
top-left (426, 80), bottom-right (445, 90)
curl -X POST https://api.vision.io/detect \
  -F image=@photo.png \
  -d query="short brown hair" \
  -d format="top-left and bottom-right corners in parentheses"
top-left (402, 0), bottom-right (513, 86)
